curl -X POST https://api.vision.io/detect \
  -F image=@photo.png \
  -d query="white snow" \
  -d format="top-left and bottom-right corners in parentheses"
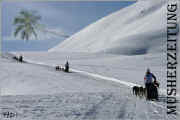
top-left (0, 53), bottom-right (125, 95)
top-left (49, 0), bottom-right (166, 55)
top-left (17, 52), bottom-right (167, 94)
top-left (1, 0), bottom-right (180, 119)
top-left (1, 51), bottom-right (178, 119)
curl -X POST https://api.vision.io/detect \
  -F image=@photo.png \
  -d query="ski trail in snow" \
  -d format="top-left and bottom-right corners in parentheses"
top-left (83, 93), bottom-right (113, 119)
top-left (70, 68), bottom-right (140, 88)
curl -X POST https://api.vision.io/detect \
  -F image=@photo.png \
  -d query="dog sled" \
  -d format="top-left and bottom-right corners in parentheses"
top-left (55, 61), bottom-right (69, 73)
top-left (12, 55), bottom-right (26, 63)
top-left (132, 82), bottom-right (159, 101)
top-left (148, 83), bottom-right (159, 100)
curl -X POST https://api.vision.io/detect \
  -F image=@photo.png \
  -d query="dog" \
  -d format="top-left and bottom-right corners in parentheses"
top-left (55, 66), bottom-right (65, 71)
top-left (143, 87), bottom-right (146, 97)
top-left (55, 66), bottom-right (61, 71)
top-left (139, 86), bottom-right (146, 97)
top-left (139, 86), bottom-right (144, 97)
top-left (133, 86), bottom-right (139, 96)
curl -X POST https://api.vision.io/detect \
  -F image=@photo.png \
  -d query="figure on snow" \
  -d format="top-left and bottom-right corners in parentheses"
top-left (65, 61), bottom-right (69, 72)
top-left (144, 68), bottom-right (159, 100)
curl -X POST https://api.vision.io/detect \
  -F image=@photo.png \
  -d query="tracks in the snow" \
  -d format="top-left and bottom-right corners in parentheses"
top-left (3, 53), bottom-right (180, 118)
top-left (83, 94), bottom-right (113, 119)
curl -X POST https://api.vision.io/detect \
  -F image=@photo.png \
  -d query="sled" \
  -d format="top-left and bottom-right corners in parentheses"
top-left (148, 84), bottom-right (159, 100)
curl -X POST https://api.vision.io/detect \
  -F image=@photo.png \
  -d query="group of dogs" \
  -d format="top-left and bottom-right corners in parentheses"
top-left (13, 55), bottom-right (24, 63)
top-left (132, 84), bottom-right (159, 100)
top-left (55, 66), bottom-right (65, 71)
top-left (132, 86), bottom-right (146, 98)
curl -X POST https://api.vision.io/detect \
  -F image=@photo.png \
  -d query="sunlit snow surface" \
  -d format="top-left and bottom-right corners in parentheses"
top-left (49, 0), bottom-right (167, 55)
top-left (0, 52), bottom-right (178, 120)
top-left (1, 0), bottom-right (180, 119)
top-left (0, 93), bottom-right (170, 120)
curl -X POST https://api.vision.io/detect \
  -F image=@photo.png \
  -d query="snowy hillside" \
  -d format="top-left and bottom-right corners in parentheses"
top-left (1, 0), bottom-right (179, 119)
top-left (49, 0), bottom-right (166, 55)
top-left (0, 52), bottom-right (178, 120)
top-left (0, 53), bottom-right (124, 95)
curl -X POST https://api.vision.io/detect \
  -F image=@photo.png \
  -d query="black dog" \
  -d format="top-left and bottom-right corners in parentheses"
top-left (139, 86), bottom-right (144, 97)
top-left (55, 66), bottom-right (61, 71)
top-left (133, 86), bottom-right (139, 96)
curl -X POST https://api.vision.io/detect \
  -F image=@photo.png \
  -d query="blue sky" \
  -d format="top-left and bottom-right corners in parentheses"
top-left (2, 1), bottom-right (135, 51)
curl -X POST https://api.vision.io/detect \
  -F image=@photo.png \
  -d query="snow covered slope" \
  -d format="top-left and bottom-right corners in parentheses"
top-left (0, 53), bottom-right (126, 95)
top-left (49, 0), bottom-right (167, 55)
top-left (0, 52), bottom-right (176, 120)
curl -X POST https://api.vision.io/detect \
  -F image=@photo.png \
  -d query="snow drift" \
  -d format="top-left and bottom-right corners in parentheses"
top-left (49, 0), bottom-right (167, 55)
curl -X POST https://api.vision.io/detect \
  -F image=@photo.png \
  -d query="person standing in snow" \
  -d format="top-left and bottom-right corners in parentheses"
top-left (144, 68), bottom-right (156, 100)
top-left (65, 61), bottom-right (69, 72)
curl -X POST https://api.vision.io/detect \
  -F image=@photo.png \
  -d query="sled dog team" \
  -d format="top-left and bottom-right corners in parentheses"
top-left (13, 55), bottom-right (24, 62)
top-left (55, 61), bottom-right (69, 72)
top-left (55, 66), bottom-right (64, 71)
top-left (133, 68), bottom-right (160, 100)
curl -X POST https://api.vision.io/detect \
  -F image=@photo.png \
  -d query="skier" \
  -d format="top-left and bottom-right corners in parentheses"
top-left (64, 61), bottom-right (69, 72)
top-left (144, 68), bottom-right (157, 100)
